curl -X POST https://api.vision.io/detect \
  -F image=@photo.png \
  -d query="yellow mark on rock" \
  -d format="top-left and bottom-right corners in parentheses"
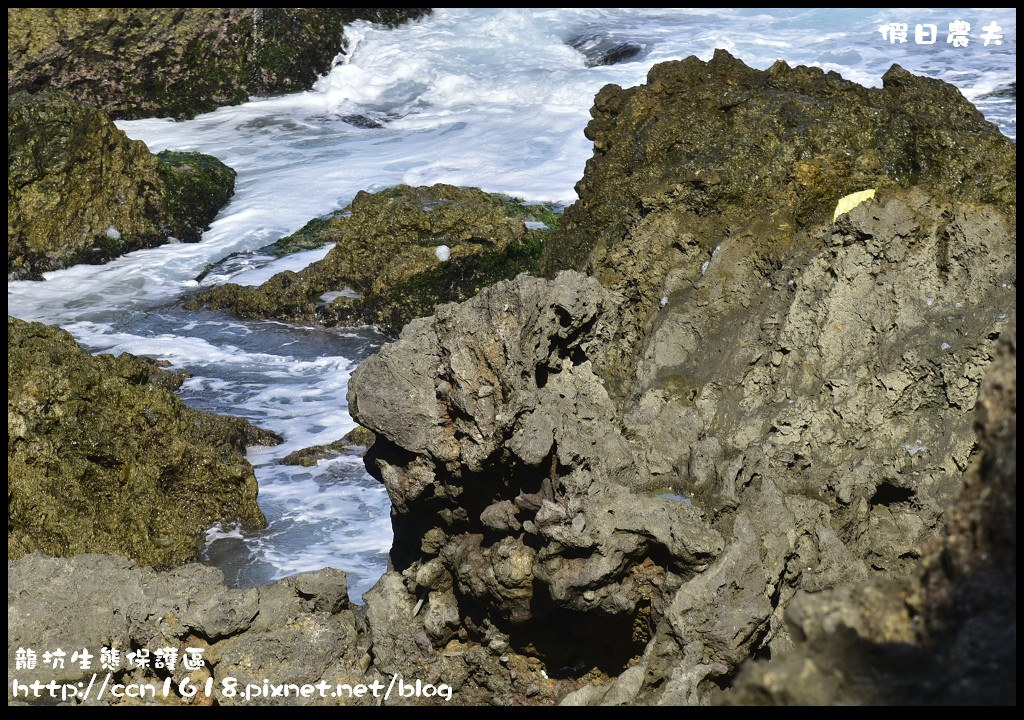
top-left (833, 189), bottom-right (876, 222)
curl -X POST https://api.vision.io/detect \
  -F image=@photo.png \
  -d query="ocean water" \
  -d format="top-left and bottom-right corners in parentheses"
top-left (7, 9), bottom-right (1015, 601)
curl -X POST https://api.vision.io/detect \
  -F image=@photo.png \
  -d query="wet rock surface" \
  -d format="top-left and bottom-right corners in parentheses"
top-left (189, 184), bottom-right (558, 336)
top-left (7, 9), bottom-right (430, 120)
top-left (568, 33), bottom-right (647, 68)
top-left (280, 426), bottom-right (377, 467)
top-left (8, 92), bottom-right (235, 279)
top-left (8, 317), bottom-right (280, 567)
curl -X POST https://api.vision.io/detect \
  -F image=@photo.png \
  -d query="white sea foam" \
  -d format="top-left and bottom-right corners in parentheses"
top-left (7, 9), bottom-right (1014, 599)
top-left (320, 287), bottom-right (362, 303)
top-left (230, 244), bottom-right (335, 286)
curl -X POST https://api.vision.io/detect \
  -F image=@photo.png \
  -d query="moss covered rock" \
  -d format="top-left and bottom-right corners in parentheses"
top-left (7, 317), bottom-right (280, 567)
top-left (189, 184), bottom-right (558, 336)
top-left (8, 91), bottom-right (236, 279)
top-left (542, 50), bottom-right (1016, 397)
top-left (279, 426), bottom-right (376, 466)
top-left (7, 8), bottom-right (430, 121)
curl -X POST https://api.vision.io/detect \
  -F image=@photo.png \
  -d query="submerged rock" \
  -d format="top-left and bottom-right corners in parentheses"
top-left (279, 426), bottom-right (377, 466)
top-left (7, 8), bottom-right (430, 120)
top-left (189, 184), bottom-right (559, 336)
top-left (725, 327), bottom-right (1016, 705)
top-left (347, 54), bottom-right (1016, 705)
top-left (568, 33), bottom-right (647, 67)
top-left (8, 92), bottom-right (235, 279)
top-left (8, 317), bottom-right (280, 566)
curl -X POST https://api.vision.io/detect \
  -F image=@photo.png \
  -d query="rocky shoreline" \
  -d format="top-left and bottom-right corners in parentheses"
top-left (8, 317), bottom-right (280, 567)
top-left (7, 45), bottom-right (1017, 707)
top-left (7, 324), bottom-right (1016, 705)
top-left (8, 9), bottom-right (430, 120)
top-left (8, 92), bottom-right (236, 279)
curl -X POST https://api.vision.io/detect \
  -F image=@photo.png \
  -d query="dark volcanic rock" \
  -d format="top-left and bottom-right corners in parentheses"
top-left (8, 317), bottom-right (280, 567)
top-left (568, 33), bottom-right (647, 67)
top-left (8, 92), bottom-right (235, 279)
top-left (7, 554), bottom-right (368, 706)
top-left (7, 8), bottom-right (430, 120)
top-left (543, 50), bottom-right (1014, 399)
top-left (189, 184), bottom-right (559, 336)
top-left (725, 327), bottom-right (1016, 705)
top-left (350, 272), bottom-right (725, 681)
top-left (348, 53), bottom-right (1016, 706)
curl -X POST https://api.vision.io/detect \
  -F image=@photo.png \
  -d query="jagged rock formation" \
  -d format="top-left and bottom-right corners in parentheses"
top-left (543, 50), bottom-right (1014, 400)
top-left (189, 184), bottom-right (558, 336)
top-left (8, 91), bottom-right (235, 278)
top-left (6, 52), bottom-right (1016, 707)
top-left (725, 327), bottom-right (1015, 705)
top-left (8, 318), bottom-right (280, 566)
top-left (350, 272), bottom-right (724, 684)
top-left (346, 53), bottom-right (1016, 705)
top-left (7, 8), bottom-right (430, 120)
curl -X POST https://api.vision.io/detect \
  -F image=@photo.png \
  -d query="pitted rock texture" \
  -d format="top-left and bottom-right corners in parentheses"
top-left (349, 53), bottom-right (1015, 706)
top-left (8, 9), bottom-right (430, 120)
top-left (7, 554), bottom-right (367, 706)
top-left (350, 272), bottom-right (725, 675)
top-left (543, 50), bottom-right (1015, 401)
top-left (725, 327), bottom-right (1015, 705)
top-left (8, 318), bottom-right (279, 566)
top-left (8, 53), bottom-right (1016, 707)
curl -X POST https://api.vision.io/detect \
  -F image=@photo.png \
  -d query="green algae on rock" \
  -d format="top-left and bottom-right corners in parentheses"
top-left (8, 92), bottom-right (236, 279)
top-left (7, 8), bottom-right (430, 121)
top-left (155, 150), bottom-right (237, 242)
top-left (545, 50), bottom-right (1014, 281)
top-left (7, 317), bottom-right (280, 567)
top-left (189, 184), bottom-right (558, 336)
top-left (279, 426), bottom-right (377, 467)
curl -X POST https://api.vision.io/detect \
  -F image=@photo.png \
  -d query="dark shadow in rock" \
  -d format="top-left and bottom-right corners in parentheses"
top-left (500, 597), bottom-right (646, 679)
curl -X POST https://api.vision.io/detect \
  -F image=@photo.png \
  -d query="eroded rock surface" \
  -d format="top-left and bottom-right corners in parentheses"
top-left (8, 52), bottom-right (1016, 707)
top-left (8, 9), bottom-right (429, 120)
top-left (8, 92), bottom-right (235, 278)
top-left (725, 327), bottom-right (1016, 705)
top-left (348, 53), bottom-right (1016, 705)
top-left (8, 318), bottom-right (279, 566)
top-left (7, 555), bottom-right (368, 706)
top-left (190, 185), bottom-right (558, 336)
